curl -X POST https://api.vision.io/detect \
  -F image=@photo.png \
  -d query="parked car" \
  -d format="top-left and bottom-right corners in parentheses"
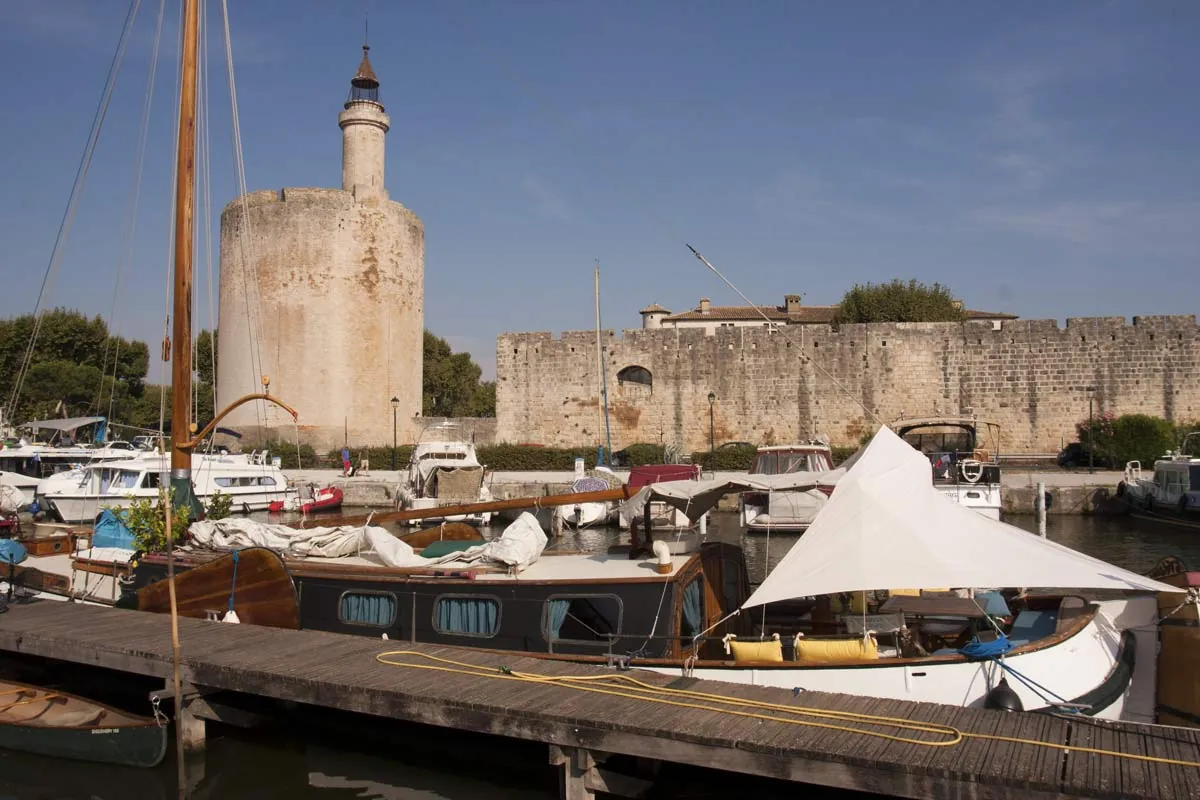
top-left (1057, 442), bottom-right (1112, 469)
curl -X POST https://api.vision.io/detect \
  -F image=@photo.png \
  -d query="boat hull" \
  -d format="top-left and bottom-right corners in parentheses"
top-left (0, 715), bottom-right (168, 768)
top-left (0, 680), bottom-right (167, 768)
top-left (936, 483), bottom-right (1002, 520)
top-left (646, 598), bottom-right (1154, 721)
top-left (45, 488), bottom-right (295, 524)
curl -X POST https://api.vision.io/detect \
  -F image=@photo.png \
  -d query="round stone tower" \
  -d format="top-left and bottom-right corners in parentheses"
top-left (217, 45), bottom-right (424, 452)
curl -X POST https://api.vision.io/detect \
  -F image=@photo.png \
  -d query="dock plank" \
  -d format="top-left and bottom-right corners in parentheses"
top-left (0, 601), bottom-right (1195, 800)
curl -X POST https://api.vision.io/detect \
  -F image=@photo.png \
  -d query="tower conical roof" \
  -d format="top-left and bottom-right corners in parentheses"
top-left (351, 45), bottom-right (379, 89)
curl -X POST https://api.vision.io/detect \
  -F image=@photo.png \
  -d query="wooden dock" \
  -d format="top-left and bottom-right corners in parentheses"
top-left (0, 600), bottom-right (1197, 799)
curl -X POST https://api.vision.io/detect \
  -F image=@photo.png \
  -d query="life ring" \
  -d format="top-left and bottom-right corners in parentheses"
top-left (1115, 481), bottom-right (1126, 498)
top-left (960, 460), bottom-right (984, 484)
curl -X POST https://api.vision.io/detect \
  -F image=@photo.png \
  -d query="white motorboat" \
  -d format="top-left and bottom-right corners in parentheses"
top-left (36, 451), bottom-right (296, 523)
top-left (551, 469), bottom-right (624, 530)
top-left (1119, 432), bottom-right (1200, 523)
top-left (618, 464), bottom-right (707, 531)
top-left (893, 415), bottom-right (1003, 519)
top-left (739, 444), bottom-right (834, 533)
top-left (396, 422), bottom-right (493, 526)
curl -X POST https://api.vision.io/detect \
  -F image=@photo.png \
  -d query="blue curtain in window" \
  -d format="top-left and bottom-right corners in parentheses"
top-left (682, 579), bottom-right (703, 638)
top-left (437, 598), bottom-right (499, 635)
top-left (341, 593), bottom-right (395, 626)
top-left (546, 599), bottom-right (570, 640)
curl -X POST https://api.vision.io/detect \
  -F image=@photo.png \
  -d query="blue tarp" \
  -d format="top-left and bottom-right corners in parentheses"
top-left (92, 509), bottom-right (136, 550)
top-left (0, 540), bottom-right (27, 565)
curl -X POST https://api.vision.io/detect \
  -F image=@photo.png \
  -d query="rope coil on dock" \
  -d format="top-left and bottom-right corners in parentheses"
top-left (375, 649), bottom-right (1200, 769)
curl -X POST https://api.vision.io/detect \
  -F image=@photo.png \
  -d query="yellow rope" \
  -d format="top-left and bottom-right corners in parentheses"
top-left (376, 649), bottom-right (1200, 769)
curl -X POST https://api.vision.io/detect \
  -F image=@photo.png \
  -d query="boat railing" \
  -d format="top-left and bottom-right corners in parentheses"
top-left (1124, 461), bottom-right (1143, 484)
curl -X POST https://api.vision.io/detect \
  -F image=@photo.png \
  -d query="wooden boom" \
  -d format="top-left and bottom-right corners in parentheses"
top-left (291, 485), bottom-right (635, 529)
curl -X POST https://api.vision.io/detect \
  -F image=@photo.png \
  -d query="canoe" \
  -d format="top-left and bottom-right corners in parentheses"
top-left (0, 679), bottom-right (167, 767)
top-left (269, 485), bottom-right (343, 514)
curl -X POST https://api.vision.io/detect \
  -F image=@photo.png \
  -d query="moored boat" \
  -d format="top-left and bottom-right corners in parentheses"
top-left (269, 485), bottom-right (344, 514)
top-left (1119, 432), bottom-right (1200, 525)
top-left (121, 426), bottom-right (1178, 721)
top-left (739, 443), bottom-right (834, 533)
top-left (396, 422), bottom-right (493, 526)
top-left (893, 415), bottom-right (1003, 519)
top-left (0, 679), bottom-right (167, 767)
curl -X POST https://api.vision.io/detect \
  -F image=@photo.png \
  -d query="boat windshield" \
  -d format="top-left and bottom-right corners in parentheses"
top-left (752, 450), bottom-right (832, 475)
top-left (1191, 465), bottom-right (1200, 491)
top-left (99, 469), bottom-right (141, 494)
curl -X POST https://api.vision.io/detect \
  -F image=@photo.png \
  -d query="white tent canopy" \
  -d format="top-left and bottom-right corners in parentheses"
top-left (621, 470), bottom-right (843, 523)
top-left (21, 416), bottom-right (105, 433)
top-left (743, 426), bottom-right (1177, 608)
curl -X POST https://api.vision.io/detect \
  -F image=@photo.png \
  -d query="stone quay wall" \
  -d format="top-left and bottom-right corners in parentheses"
top-left (496, 316), bottom-right (1200, 454)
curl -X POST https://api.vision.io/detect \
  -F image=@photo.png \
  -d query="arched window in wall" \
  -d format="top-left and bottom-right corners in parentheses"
top-left (617, 365), bottom-right (653, 389)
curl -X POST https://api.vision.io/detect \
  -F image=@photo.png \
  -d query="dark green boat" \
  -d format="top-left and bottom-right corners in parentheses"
top-left (0, 679), bottom-right (167, 768)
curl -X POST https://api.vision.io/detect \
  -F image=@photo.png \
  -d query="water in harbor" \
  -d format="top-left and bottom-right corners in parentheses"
top-left (2, 511), bottom-right (1195, 798)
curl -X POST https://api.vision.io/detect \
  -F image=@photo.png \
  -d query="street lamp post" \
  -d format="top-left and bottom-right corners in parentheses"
top-left (1088, 390), bottom-right (1095, 474)
top-left (707, 391), bottom-right (716, 460)
top-left (390, 396), bottom-right (399, 471)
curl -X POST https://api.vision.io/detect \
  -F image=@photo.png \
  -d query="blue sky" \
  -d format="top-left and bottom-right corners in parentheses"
top-left (1, 1), bottom-right (1197, 380)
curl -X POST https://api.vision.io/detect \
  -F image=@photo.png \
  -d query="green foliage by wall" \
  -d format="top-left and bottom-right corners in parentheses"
top-left (1076, 413), bottom-right (1177, 467)
top-left (692, 445), bottom-right (757, 471)
top-left (833, 280), bottom-right (967, 324)
top-left (423, 331), bottom-right (495, 418)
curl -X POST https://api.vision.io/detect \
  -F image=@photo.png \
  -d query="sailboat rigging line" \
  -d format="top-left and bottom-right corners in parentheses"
top-left (97, 0), bottom-right (169, 428)
top-left (198, 0), bottom-right (218, 439)
top-left (687, 244), bottom-right (886, 428)
top-left (597, 262), bottom-right (614, 465)
top-left (4, 0), bottom-right (143, 424)
top-left (220, 0), bottom-right (270, 430)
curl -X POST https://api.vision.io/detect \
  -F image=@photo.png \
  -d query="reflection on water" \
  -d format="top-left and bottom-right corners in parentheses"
top-left (6, 508), bottom-right (1193, 799)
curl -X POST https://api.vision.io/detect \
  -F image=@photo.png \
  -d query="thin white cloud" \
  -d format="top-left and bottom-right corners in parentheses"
top-left (971, 200), bottom-right (1200, 256)
top-left (519, 174), bottom-right (571, 221)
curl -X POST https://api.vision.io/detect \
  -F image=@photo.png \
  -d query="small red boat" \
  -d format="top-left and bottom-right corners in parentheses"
top-left (269, 485), bottom-right (343, 514)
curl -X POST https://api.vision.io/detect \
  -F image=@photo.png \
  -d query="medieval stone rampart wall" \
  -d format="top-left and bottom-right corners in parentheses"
top-left (496, 316), bottom-right (1200, 453)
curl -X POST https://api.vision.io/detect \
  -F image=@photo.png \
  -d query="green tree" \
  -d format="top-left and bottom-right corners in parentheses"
top-left (194, 329), bottom-right (218, 425)
top-left (423, 331), bottom-right (496, 417)
top-left (833, 280), bottom-right (966, 324)
top-left (0, 309), bottom-right (150, 422)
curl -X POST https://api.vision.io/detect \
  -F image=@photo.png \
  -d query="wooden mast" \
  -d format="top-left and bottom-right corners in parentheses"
top-left (171, 0), bottom-right (199, 514)
top-left (166, 0), bottom-right (198, 788)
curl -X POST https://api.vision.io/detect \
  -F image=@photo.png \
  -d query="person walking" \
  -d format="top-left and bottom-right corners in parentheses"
top-left (341, 446), bottom-right (352, 476)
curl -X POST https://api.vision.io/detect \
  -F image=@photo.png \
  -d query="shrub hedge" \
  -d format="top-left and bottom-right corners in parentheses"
top-left (260, 440), bottom-right (861, 473)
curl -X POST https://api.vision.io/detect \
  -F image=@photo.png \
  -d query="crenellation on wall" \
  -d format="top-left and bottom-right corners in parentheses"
top-left (497, 316), bottom-right (1200, 453)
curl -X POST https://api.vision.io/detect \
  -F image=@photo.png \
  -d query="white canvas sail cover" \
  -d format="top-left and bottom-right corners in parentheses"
top-left (621, 471), bottom-right (843, 523)
top-left (743, 426), bottom-right (1177, 608)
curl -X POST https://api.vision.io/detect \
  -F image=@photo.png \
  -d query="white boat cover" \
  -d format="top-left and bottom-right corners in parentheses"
top-left (0, 485), bottom-right (23, 514)
top-left (620, 471), bottom-right (843, 523)
top-left (743, 426), bottom-right (1178, 608)
top-left (187, 511), bottom-right (547, 571)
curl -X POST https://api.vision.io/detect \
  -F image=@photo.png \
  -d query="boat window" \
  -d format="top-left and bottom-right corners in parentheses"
top-left (141, 471), bottom-right (163, 489)
top-left (680, 577), bottom-right (705, 639)
top-left (419, 452), bottom-right (466, 461)
top-left (1190, 466), bottom-right (1200, 491)
top-left (543, 595), bottom-right (622, 646)
top-left (339, 591), bottom-right (397, 628)
top-left (101, 469), bottom-right (140, 494)
top-left (1155, 468), bottom-right (1166, 488)
top-left (256, 476), bottom-right (276, 486)
top-left (433, 595), bottom-right (501, 637)
top-left (721, 557), bottom-right (744, 612)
